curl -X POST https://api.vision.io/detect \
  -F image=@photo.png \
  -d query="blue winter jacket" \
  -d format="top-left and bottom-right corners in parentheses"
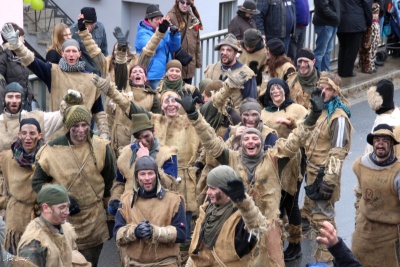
top-left (135, 21), bottom-right (181, 81)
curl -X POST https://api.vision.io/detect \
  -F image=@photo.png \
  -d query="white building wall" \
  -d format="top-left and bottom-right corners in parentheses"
top-left (1, 1), bottom-right (23, 31)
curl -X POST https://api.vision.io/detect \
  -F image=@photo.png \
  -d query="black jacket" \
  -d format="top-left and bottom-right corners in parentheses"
top-left (313, 0), bottom-right (341, 27)
top-left (338, 0), bottom-right (373, 33)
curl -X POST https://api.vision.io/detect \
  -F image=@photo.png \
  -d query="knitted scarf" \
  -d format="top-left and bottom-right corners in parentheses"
top-left (369, 147), bottom-right (397, 166)
top-left (296, 68), bottom-right (319, 94)
top-left (129, 137), bottom-right (160, 166)
top-left (59, 58), bottom-right (86, 72)
top-left (162, 78), bottom-right (183, 93)
top-left (323, 96), bottom-right (351, 122)
top-left (11, 138), bottom-right (44, 168)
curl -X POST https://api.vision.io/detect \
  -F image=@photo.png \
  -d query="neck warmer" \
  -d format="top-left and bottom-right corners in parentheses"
top-left (199, 202), bottom-right (235, 249)
top-left (12, 138), bottom-right (45, 168)
top-left (59, 58), bottom-right (86, 72)
top-left (265, 98), bottom-right (294, 112)
top-left (369, 147), bottom-right (397, 166)
top-left (323, 96), bottom-right (351, 122)
top-left (129, 137), bottom-right (160, 166)
top-left (137, 183), bottom-right (158, 199)
top-left (297, 68), bottom-right (319, 94)
top-left (162, 78), bottom-right (183, 92)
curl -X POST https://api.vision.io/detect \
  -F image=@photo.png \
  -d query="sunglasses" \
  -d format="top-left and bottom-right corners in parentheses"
top-left (180, 1), bottom-right (191, 6)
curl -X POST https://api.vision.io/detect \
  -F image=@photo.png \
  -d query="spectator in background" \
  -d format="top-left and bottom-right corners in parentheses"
top-left (167, 0), bottom-right (203, 85)
top-left (288, 0), bottom-right (310, 61)
top-left (313, 0), bottom-right (340, 72)
top-left (135, 4), bottom-right (181, 90)
top-left (46, 23), bottom-right (72, 64)
top-left (0, 23), bottom-right (35, 114)
top-left (70, 7), bottom-right (108, 76)
top-left (228, 0), bottom-right (259, 41)
top-left (337, 0), bottom-right (372, 77)
top-left (253, 0), bottom-right (296, 54)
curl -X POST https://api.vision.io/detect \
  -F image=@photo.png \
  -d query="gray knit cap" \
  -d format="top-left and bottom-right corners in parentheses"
top-left (207, 165), bottom-right (240, 189)
top-left (62, 39), bottom-right (80, 51)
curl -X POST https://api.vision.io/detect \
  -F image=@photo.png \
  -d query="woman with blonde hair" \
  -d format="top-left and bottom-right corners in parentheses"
top-left (45, 23), bottom-right (71, 64)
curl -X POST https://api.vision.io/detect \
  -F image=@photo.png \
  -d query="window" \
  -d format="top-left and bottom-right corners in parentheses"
top-left (219, 1), bottom-right (235, 30)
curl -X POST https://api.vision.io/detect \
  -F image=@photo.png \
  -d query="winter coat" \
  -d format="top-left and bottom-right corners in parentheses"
top-left (135, 21), bottom-right (181, 81)
top-left (167, 7), bottom-right (202, 79)
top-left (295, 0), bottom-right (310, 27)
top-left (313, 0), bottom-right (341, 27)
top-left (338, 0), bottom-right (373, 33)
top-left (0, 45), bottom-right (34, 113)
top-left (228, 15), bottom-right (257, 40)
top-left (253, 0), bottom-right (296, 39)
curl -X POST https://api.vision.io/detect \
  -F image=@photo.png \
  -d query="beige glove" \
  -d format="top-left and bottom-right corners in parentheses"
top-left (92, 75), bottom-right (111, 95)
top-left (225, 69), bottom-right (248, 89)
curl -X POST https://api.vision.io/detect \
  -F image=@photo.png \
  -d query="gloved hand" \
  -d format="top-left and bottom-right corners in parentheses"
top-left (108, 199), bottom-right (120, 216)
top-left (92, 75), bottom-right (111, 95)
top-left (1, 23), bottom-right (19, 46)
top-left (63, 89), bottom-right (82, 105)
top-left (68, 195), bottom-right (80, 215)
top-left (158, 19), bottom-right (170, 34)
top-left (78, 18), bottom-right (86, 31)
top-left (220, 178), bottom-right (246, 203)
top-left (134, 220), bottom-right (153, 239)
top-left (304, 87), bottom-right (324, 126)
top-left (318, 181), bottom-right (335, 200)
top-left (175, 89), bottom-right (198, 120)
top-left (113, 26), bottom-right (129, 50)
top-left (225, 69), bottom-right (248, 89)
top-left (169, 24), bottom-right (179, 34)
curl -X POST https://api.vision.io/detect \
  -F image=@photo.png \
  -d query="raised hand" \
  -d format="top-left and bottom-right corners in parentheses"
top-left (113, 26), bottom-right (129, 49)
top-left (175, 89), bottom-right (198, 120)
top-left (310, 87), bottom-right (325, 113)
top-left (225, 69), bottom-right (248, 89)
top-left (92, 75), bottom-right (110, 95)
top-left (1, 23), bottom-right (19, 46)
top-left (158, 19), bottom-right (170, 34)
top-left (220, 178), bottom-right (246, 203)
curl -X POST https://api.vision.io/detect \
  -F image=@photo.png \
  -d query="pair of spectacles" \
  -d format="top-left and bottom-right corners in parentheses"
top-left (180, 1), bottom-right (191, 6)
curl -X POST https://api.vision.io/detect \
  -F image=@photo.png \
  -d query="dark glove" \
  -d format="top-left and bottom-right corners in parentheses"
top-left (169, 24), bottom-right (179, 34)
top-left (113, 26), bottom-right (129, 49)
top-left (175, 88), bottom-right (198, 120)
top-left (192, 89), bottom-right (204, 105)
top-left (304, 87), bottom-right (325, 126)
top-left (68, 195), bottom-right (81, 215)
top-left (194, 162), bottom-right (205, 176)
top-left (220, 179), bottom-right (246, 203)
top-left (319, 181), bottom-right (335, 200)
top-left (304, 168), bottom-right (324, 200)
top-left (134, 220), bottom-right (153, 239)
top-left (249, 61), bottom-right (259, 75)
top-left (78, 18), bottom-right (86, 31)
top-left (108, 199), bottom-right (120, 216)
top-left (158, 19), bottom-right (170, 34)
top-left (107, 220), bottom-right (115, 240)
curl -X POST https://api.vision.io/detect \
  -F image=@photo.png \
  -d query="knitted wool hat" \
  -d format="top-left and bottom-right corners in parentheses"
top-left (62, 39), bottom-right (80, 51)
top-left (145, 4), bottom-right (163, 19)
top-left (160, 90), bottom-right (180, 104)
top-left (266, 38), bottom-right (285, 57)
top-left (238, 0), bottom-right (260, 15)
top-left (37, 184), bottom-right (69, 206)
top-left (296, 48), bottom-right (315, 61)
top-left (81, 7), bottom-right (97, 23)
top-left (20, 118), bottom-right (41, 133)
top-left (203, 80), bottom-right (223, 97)
top-left (239, 100), bottom-right (262, 114)
top-left (367, 123), bottom-right (399, 145)
top-left (4, 82), bottom-right (25, 98)
top-left (63, 105), bottom-right (91, 130)
top-left (207, 165), bottom-right (240, 189)
top-left (131, 113), bottom-right (153, 135)
top-left (166, 60), bottom-right (182, 72)
top-left (215, 33), bottom-right (241, 52)
top-left (244, 28), bottom-right (262, 48)
top-left (199, 78), bottom-right (213, 94)
top-left (367, 79), bottom-right (394, 114)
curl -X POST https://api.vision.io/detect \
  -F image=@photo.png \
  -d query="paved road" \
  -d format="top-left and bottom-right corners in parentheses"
top-left (98, 89), bottom-right (400, 266)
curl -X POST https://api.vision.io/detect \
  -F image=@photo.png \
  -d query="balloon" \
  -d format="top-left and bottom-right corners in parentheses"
top-left (31, 0), bottom-right (44, 11)
top-left (23, 0), bottom-right (32, 3)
